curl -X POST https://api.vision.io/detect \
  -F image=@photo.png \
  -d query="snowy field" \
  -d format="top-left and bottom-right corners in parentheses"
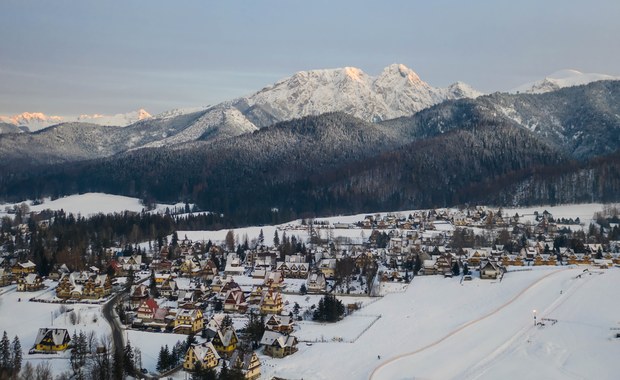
top-left (0, 281), bottom-right (111, 376)
top-left (259, 267), bottom-right (620, 380)
top-left (126, 330), bottom-right (187, 374)
top-left (3, 268), bottom-right (618, 379)
top-left (181, 203), bottom-right (610, 246)
top-left (0, 192), bottom-right (186, 218)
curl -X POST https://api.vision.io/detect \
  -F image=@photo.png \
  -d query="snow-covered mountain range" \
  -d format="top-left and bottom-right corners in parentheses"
top-left (2, 64), bottom-right (619, 168)
top-left (141, 64), bottom-right (482, 147)
top-left (0, 109), bottom-right (152, 131)
top-left (512, 69), bottom-right (620, 94)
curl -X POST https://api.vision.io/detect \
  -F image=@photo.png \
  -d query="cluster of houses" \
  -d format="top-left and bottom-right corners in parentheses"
top-left (56, 269), bottom-right (112, 300)
top-left (5, 206), bottom-right (620, 379)
top-left (0, 259), bottom-right (45, 292)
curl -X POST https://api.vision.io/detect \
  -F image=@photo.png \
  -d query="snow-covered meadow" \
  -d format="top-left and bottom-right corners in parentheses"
top-left (0, 281), bottom-right (111, 376)
top-left (260, 267), bottom-right (620, 380)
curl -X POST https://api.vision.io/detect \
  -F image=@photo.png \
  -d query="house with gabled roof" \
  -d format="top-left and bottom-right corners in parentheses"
top-left (159, 278), bottom-right (178, 298)
top-left (263, 270), bottom-right (284, 290)
top-left (306, 272), bottom-right (326, 293)
top-left (229, 350), bottom-right (261, 380)
top-left (224, 288), bottom-right (247, 313)
top-left (480, 260), bottom-right (502, 280)
top-left (260, 330), bottom-right (298, 358)
top-left (260, 289), bottom-right (283, 315)
top-left (212, 326), bottom-right (238, 358)
top-left (224, 253), bottom-right (245, 276)
top-left (117, 255), bottom-right (142, 274)
top-left (264, 314), bottom-right (294, 334)
top-left (11, 260), bottom-right (36, 276)
top-left (137, 298), bottom-right (159, 322)
top-left (183, 342), bottom-right (220, 371)
top-left (33, 328), bottom-right (71, 352)
top-left (0, 268), bottom-right (11, 287)
top-left (82, 274), bottom-right (112, 299)
top-left (173, 308), bottom-right (204, 335)
top-left (17, 273), bottom-right (43, 292)
top-left (179, 256), bottom-right (203, 277)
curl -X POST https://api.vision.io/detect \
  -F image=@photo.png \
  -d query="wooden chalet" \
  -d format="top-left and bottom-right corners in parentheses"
top-left (229, 350), bottom-right (261, 380)
top-left (0, 268), bottom-right (11, 287)
top-left (260, 289), bottom-right (283, 315)
top-left (173, 309), bottom-right (204, 335)
top-left (480, 261), bottom-right (502, 280)
top-left (263, 271), bottom-right (285, 290)
top-left (223, 288), bottom-right (248, 313)
top-left (306, 272), bottom-right (326, 293)
top-left (260, 331), bottom-right (298, 358)
top-left (33, 328), bottom-right (71, 352)
top-left (11, 260), bottom-right (36, 276)
top-left (264, 314), bottom-right (294, 334)
top-left (212, 327), bottom-right (238, 358)
top-left (183, 342), bottom-right (220, 371)
top-left (129, 284), bottom-right (149, 308)
top-left (136, 298), bottom-right (159, 322)
top-left (159, 278), bottom-right (178, 298)
top-left (17, 273), bottom-right (43, 292)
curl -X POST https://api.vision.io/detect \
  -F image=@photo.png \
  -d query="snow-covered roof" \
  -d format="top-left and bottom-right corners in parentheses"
top-left (34, 328), bottom-right (70, 346)
top-left (260, 330), bottom-right (297, 348)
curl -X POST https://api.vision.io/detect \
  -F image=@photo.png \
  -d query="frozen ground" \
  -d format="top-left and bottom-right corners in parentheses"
top-left (259, 267), bottom-right (620, 380)
top-left (0, 281), bottom-right (111, 376)
top-left (1, 268), bottom-right (618, 379)
top-left (0, 192), bottom-right (187, 218)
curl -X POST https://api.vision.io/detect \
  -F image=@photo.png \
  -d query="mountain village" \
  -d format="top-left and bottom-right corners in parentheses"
top-left (1, 202), bottom-right (619, 379)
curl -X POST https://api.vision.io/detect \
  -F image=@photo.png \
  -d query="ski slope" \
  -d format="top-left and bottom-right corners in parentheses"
top-left (260, 267), bottom-right (620, 380)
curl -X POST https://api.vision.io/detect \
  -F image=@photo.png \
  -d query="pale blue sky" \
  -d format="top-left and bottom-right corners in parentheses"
top-left (1, 0), bottom-right (619, 115)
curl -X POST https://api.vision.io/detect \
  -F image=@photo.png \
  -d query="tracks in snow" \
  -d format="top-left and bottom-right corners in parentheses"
top-left (368, 268), bottom-right (570, 380)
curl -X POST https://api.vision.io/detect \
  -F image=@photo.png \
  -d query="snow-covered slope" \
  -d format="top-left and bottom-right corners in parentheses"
top-left (133, 64), bottom-right (482, 147)
top-left (75, 108), bottom-right (152, 126)
top-left (240, 63), bottom-right (482, 125)
top-left (512, 69), bottom-right (620, 94)
top-left (0, 109), bottom-right (152, 131)
top-left (0, 112), bottom-right (64, 131)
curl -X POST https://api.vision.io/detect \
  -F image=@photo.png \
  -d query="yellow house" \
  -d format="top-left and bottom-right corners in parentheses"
top-left (34, 328), bottom-right (71, 352)
top-left (260, 290), bottom-right (283, 315)
top-left (212, 327), bottom-right (238, 357)
top-left (183, 342), bottom-right (220, 371)
top-left (230, 350), bottom-right (261, 380)
top-left (174, 309), bottom-right (204, 335)
top-left (260, 331), bottom-right (298, 358)
top-left (11, 260), bottom-right (36, 276)
top-left (17, 273), bottom-right (43, 292)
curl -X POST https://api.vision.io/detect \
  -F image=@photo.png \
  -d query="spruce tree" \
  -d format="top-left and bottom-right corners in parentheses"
top-left (0, 331), bottom-right (11, 374)
top-left (11, 335), bottom-right (21, 376)
top-left (273, 230), bottom-right (280, 247)
top-left (112, 348), bottom-right (124, 380)
top-left (123, 341), bottom-right (134, 376)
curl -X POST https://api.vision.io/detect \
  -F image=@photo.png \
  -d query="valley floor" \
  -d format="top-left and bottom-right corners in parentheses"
top-left (260, 266), bottom-right (620, 380)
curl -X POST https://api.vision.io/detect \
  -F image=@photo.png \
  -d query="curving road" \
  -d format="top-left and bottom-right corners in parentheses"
top-left (102, 292), bottom-right (125, 361)
top-left (368, 268), bottom-right (569, 379)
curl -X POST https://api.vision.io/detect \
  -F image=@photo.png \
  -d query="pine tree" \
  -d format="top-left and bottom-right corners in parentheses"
top-left (258, 229), bottom-right (264, 246)
top-left (0, 331), bottom-right (11, 374)
top-left (123, 341), bottom-right (134, 376)
top-left (112, 348), bottom-right (124, 380)
top-left (452, 261), bottom-right (460, 276)
top-left (185, 333), bottom-right (197, 350)
top-left (156, 346), bottom-right (166, 372)
top-left (273, 230), bottom-right (280, 247)
top-left (222, 315), bottom-right (233, 329)
top-left (11, 335), bottom-right (21, 377)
